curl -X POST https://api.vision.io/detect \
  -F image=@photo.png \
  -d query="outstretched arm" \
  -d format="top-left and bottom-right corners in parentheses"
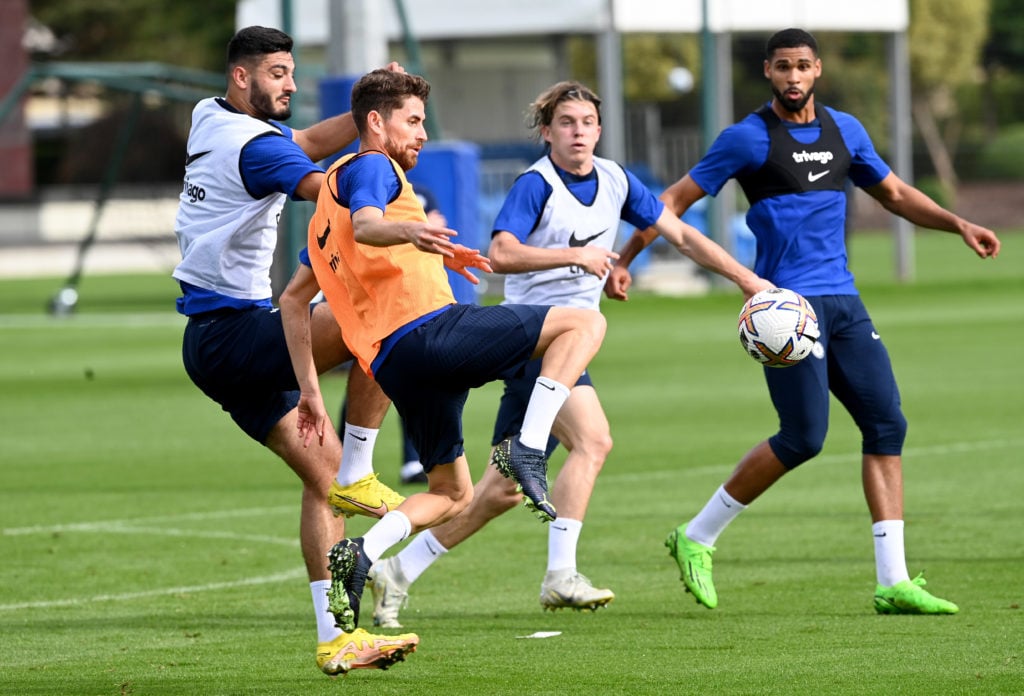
top-left (279, 264), bottom-right (330, 447)
top-left (653, 208), bottom-right (772, 299)
top-left (605, 173), bottom-right (710, 301)
top-left (866, 172), bottom-right (1001, 259)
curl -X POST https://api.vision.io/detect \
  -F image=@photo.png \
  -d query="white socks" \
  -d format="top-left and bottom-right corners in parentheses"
top-left (547, 518), bottom-right (583, 572)
top-left (395, 529), bottom-right (448, 583)
top-left (362, 510), bottom-right (412, 564)
top-left (310, 580), bottom-right (339, 642)
top-left (337, 423), bottom-right (378, 486)
top-left (685, 485), bottom-right (747, 547)
top-left (873, 519), bottom-right (910, 587)
top-left (519, 377), bottom-right (570, 450)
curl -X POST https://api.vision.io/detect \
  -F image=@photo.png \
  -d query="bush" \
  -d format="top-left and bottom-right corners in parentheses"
top-left (915, 175), bottom-right (954, 209)
top-left (975, 124), bottom-right (1024, 180)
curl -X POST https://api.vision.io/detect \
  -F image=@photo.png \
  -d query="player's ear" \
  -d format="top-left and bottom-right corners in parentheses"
top-left (230, 64), bottom-right (249, 90)
top-left (367, 110), bottom-right (385, 135)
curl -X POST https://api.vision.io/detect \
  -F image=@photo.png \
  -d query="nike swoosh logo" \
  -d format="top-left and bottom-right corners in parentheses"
top-left (349, 434), bottom-right (368, 442)
top-left (874, 532), bottom-right (887, 537)
top-left (338, 496), bottom-right (388, 517)
top-left (185, 150), bottom-right (212, 166)
top-left (568, 228), bottom-right (609, 247)
top-left (718, 492), bottom-right (733, 509)
top-left (871, 331), bottom-right (881, 340)
top-left (807, 170), bottom-right (830, 182)
top-left (538, 382), bottom-right (556, 391)
top-left (316, 222), bottom-right (331, 249)
top-left (551, 524), bottom-right (569, 532)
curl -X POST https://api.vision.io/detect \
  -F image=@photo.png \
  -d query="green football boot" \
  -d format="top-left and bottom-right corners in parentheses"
top-left (665, 526), bottom-right (718, 609)
top-left (874, 573), bottom-right (959, 615)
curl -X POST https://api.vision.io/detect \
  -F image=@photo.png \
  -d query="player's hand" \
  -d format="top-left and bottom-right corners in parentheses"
top-left (409, 221), bottom-right (460, 256)
top-left (962, 223), bottom-right (1001, 259)
top-left (444, 244), bottom-right (492, 283)
top-left (574, 246), bottom-right (620, 279)
top-left (296, 392), bottom-right (329, 448)
top-left (604, 265), bottom-right (632, 301)
top-left (740, 277), bottom-right (775, 301)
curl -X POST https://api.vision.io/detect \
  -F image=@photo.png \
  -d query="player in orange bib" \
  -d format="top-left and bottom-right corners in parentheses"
top-left (281, 69), bottom-right (608, 638)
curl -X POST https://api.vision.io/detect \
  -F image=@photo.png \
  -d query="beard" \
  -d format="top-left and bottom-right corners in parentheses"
top-left (384, 136), bottom-right (419, 171)
top-left (772, 84), bottom-right (814, 113)
top-left (250, 80), bottom-right (291, 121)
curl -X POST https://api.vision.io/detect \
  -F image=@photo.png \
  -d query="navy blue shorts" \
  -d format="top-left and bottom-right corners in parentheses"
top-left (490, 357), bottom-right (593, 457)
top-left (766, 294), bottom-right (907, 468)
top-left (374, 303), bottom-right (550, 471)
top-left (181, 307), bottom-right (299, 444)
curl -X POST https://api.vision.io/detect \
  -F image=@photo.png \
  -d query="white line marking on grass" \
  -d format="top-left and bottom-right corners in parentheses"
top-left (0, 506), bottom-right (306, 612)
top-left (0, 568), bottom-right (307, 611)
top-left (2, 505), bottom-right (295, 536)
top-left (84, 525), bottom-right (300, 547)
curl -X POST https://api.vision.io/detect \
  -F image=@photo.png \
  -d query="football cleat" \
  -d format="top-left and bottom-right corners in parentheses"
top-left (316, 627), bottom-right (419, 675)
top-left (328, 474), bottom-right (405, 519)
top-left (368, 556), bottom-right (411, 629)
top-left (492, 436), bottom-right (556, 521)
top-left (539, 568), bottom-right (614, 612)
top-left (874, 573), bottom-right (959, 615)
top-left (327, 537), bottom-right (371, 633)
top-left (665, 527), bottom-right (718, 609)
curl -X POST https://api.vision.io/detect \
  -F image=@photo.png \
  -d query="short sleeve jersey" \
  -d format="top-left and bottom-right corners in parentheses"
top-left (172, 97), bottom-right (320, 314)
top-left (689, 104), bottom-right (890, 296)
top-left (494, 155), bottom-right (663, 310)
top-left (308, 151), bottom-right (455, 376)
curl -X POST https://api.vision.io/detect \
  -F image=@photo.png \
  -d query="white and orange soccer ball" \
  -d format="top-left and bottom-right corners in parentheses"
top-left (737, 288), bottom-right (820, 367)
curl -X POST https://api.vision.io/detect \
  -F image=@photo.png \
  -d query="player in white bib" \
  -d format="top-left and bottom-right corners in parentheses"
top-left (366, 81), bottom-right (770, 623)
top-left (172, 26), bottom-right (416, 675)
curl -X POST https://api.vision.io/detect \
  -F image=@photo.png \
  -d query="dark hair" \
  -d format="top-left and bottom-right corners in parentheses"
top-left (350, 69), bottom-right (431, 135)
top-left (526, 81), bottom-right (602, 136)
top-left (227, 26), bottom-right (293, 68)
top-left (765, 28), bottom-right (818, 59)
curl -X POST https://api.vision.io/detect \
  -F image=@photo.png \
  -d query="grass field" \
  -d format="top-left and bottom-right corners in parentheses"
top-left (1, 232), bottom-right (1021, 695)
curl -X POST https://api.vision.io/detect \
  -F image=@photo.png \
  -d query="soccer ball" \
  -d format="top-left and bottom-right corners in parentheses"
top-left (737, 288), bottom-right (820, 367)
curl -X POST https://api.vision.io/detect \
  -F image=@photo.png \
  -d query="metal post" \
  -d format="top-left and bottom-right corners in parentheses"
top-left (888, 31), bottom-right (914, 282)
top-left (699, 0), bottom-right (721, 247)
top-left (596, 0), bottom-right (626, 164)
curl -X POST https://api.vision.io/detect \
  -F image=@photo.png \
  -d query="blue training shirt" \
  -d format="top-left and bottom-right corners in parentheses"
top-left (689, 104), bottom-right (890, 296)
top-left (493, 164), bottom-right (662, 242)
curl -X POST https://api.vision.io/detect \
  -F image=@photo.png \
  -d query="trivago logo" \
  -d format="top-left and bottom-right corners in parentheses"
top-left (791, 150), bottom-right (834, 164)
top-left (184, 177), bottom-right (206, 203)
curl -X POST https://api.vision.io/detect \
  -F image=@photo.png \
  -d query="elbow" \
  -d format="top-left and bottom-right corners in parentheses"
top-left (487, 248), bottom-right (513, 274)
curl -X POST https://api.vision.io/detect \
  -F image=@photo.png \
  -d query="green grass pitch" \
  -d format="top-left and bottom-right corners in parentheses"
top-left (0, 232), bottom-right (1021, 694)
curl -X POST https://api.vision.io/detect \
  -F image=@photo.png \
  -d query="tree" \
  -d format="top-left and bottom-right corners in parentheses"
top-left (908, 0), bottom-right (990, 195)
top-left (30, 0), bottom-right (235, 70)
top-left (981, 0), bottom-right (1024, 137)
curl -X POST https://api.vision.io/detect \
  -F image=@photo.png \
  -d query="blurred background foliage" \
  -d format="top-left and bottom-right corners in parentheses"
top-left (25, 0), bottom-right (1024, 184)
